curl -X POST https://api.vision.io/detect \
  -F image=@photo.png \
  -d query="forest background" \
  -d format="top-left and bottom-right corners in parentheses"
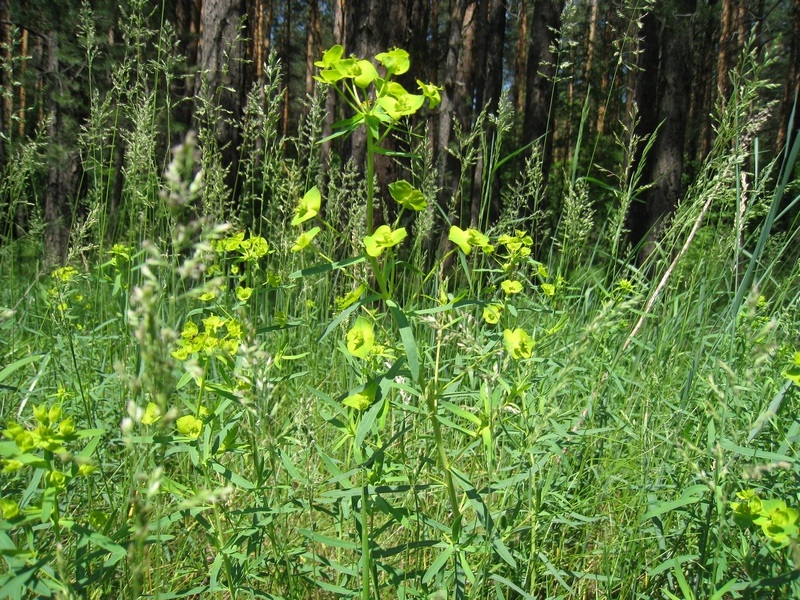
top-left (1, 0), bottom-right (800, 598)
top-left (1, 0), bottom-right (798, 261)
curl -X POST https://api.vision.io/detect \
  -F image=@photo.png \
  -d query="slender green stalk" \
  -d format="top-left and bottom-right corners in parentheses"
top-left (360, 479), bottom-right (371, 600)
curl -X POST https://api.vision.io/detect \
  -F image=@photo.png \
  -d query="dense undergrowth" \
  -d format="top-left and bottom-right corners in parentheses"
top-left (1, 7), bottom-right (800, 600)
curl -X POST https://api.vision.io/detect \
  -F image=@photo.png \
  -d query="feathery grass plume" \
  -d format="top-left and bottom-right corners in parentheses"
top-left (555, 177), bottom-right (594, 270)
top-left (495, 143), bottom-right (546, 241)
top-left (0, 130), bottom-right (44, 264)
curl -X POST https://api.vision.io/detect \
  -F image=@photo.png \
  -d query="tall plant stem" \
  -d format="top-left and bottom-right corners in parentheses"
top-left (428, 326), bottom-right (461, 522)
top-left (360, 478), bottom-right (371, 600)
top-left (366, 127), bottom-right (376, 236)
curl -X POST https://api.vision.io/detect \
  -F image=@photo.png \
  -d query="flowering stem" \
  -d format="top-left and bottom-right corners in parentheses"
top-left (366, 123), bottom-right (375, 236)
top-left (360, 477), bottom-right (371, 600)
top-left (428, 327), bottom-right (461, 523)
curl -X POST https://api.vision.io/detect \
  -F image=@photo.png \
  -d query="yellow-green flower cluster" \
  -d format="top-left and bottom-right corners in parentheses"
top-left (498, 230), bottom-right (533, 258)
top-left (1, 403), bottom-right (95, 504)
top-left (364, 225), bottom-right (407, 257)
top-left (503, 328), bottom-right (534, 360)
top-left (314, 46), bottom-right (440, 124)
top-left (140, 402), bottom-right (206, 441)
top-left (449, 226), bottom-right (493, 255)
top-left (346, 316), bottom-right (375, 359)
top-left (731, 489), bottom-right (800, 547)
top-left (107, 243), bottom-right (133, 267)
top-left (214, 231), bottom-right (270, 261)
top-left (51, 266), bottom-right (79, 283)
top-left (171, 314), bottom-right (244, 360)
top-left (2, 404), bottom-right (76, 459)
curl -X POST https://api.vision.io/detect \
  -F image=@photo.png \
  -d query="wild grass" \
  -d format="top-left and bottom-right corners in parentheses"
top-left (1, 8), bottom-right (800, 600)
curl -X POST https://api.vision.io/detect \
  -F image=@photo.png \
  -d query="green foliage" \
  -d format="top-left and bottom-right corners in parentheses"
top-left (0, 9), bottom-right (799, 600)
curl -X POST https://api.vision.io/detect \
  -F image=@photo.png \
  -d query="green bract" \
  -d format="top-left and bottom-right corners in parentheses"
top-left (448, 225), bottom-right (491, 255)
top-left (784, 351), bottom-right (800, 385)
top-left (754, 499), bottom-right (800, 547)
top-left (291, 227), bottom-right (321, 252)
top-left (0, 498), bottom-right (19, 520)
top-left (375, 48), bottom-right (410, 76)
top-left (141, 402), bottom-right (162, 425)
top-left (354, 59), bottom-right (379, 88)
top-left (483, 303), bottom-right (503, 324)
top-left (343, 384), bottom-right (377, 411)
top-left (376, 94), bottom-right (425, 121)
top-left (314, 44), bottom-right (344, 69)
top-left (363, 225), bottom-right (407, 257)
top-left (417, 80), bottom-right (442, 108)
top-left (501, 280), bottom-right (523, 295)
top-left (388, 180), bottom-right (427, 211)
top-left (503, 328), bottom-right (534, 360)
top-left (176, 414), bottom-right (203, 440)
top-left (346, 316), bottom-right (375, 359)
top-left (336, 284), bottom-right (367, 311)
top-left (292, 186), bottom-right (321, 226)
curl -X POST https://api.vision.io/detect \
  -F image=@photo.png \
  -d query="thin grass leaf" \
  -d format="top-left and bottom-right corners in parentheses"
top-left (386, 299), bottom-right (420, 382)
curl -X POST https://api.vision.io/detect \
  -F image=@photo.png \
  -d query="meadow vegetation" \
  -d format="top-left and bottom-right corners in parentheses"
top-left (1, 6), bottom-right (800, 599)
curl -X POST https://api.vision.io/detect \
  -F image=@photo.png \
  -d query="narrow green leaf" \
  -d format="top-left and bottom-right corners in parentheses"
top-left (386, 300), bottom-right (420, 382)
top-left (299, 528), bottom-right (359, 550)
top-left (490, 574), bottom-right (534, 599)
top-left (0, 354), bottom-right (44, 385)
top-left (422, 544), bottom-right (454, 584)
top-left (209, 460), bottom-right (256, 490)
top-left (440, 400), bottom-right (481, 426)
top-left (288, 255), bottom-right (365, 279)
top-left (640, 485), bottom-right (708, 522)
top-left (355, 396), bottom-right (384, 450)
top-left (318, 294), bottom-right (381, 343)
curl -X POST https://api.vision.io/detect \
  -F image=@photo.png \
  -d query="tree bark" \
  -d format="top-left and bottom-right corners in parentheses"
top-left (776, 0), bottom-right (800, 154)
top-left (512, 0), bottom-right (528, 117)
top-left (198, 0), bottom-right (246, 195)
top-left (0, 0), bottom-right (10, 167)
top-left (320, 0), bottom-right (344, 176)
top-left (470, 0), bottom-right (506, 228)
top-left (522, 0), bottom-right (563, 197)
top-left (304, 0), bottom-right (322, 98)
top-left (43, 30), bottom-right (78, 264)
top-left (628, 0), bottom-right (698, 261)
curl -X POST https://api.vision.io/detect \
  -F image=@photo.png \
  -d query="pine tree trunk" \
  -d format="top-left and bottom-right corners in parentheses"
top-left (512, 0), bottom-right (528, 117)
top-left (629, 0), bottom-right (698, 262)
top-left (198, 0), bottom-right (246, 196)
top-left (0, 0), bottom-right (10, 167)
top-left (522, 0), bottom-right (563, 196)
top-left (43, 31), bottom-right (78, 265)
top-left (776, 0), bottom-right (800, 154)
